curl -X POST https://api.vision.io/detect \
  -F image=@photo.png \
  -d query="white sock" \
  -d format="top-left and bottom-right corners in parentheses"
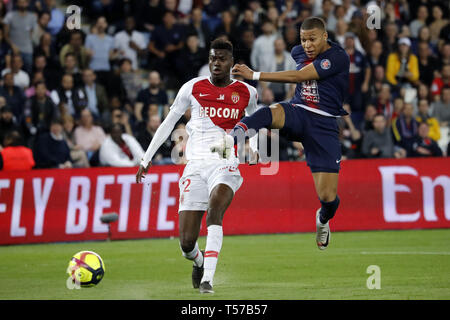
top-left (201, 225), bottom-right (223, 286)
top-left (181, 241), bottom-right (204, 267)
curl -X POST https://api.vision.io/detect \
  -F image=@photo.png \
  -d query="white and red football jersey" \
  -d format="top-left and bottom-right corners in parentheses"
top-left (170, 76), bottom-right (258, 161)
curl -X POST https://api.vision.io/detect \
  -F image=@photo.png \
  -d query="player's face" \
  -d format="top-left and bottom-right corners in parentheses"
top-left (209, 49), bottom-right (233, 80)
top-left (300, 28), bottom-right (328, 59)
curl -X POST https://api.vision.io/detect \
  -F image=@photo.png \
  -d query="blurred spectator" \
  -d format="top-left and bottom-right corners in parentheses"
top-left (392, 103), bottom-right (419, 156)
top-left (0, 130), bottom-right (35, 171)
top-left (362, 113), bottom-right (406, 159)
top-left (113, 16), bottom-right (147, 70)
top-left (339, 104), bottom-right (362, 159)
top-left (61, 52), bottom-right (82, 87)
top-left (85, 16), bottom-right (117, 81)
top-left (386, 37), bottom-right (420, 90)
top-left (50, 73), bottom-right (87, 118)
top-left (136, 0), bottom-right (164, 33)
top-left (1, 54), bottom-right (30, 90)
top-left (87, 0), bottom-right (125, 27)
top-left (176, 33), bottom-right (208, 83)
top-left (283, 25), bottom-right (299, 53)
top-left (34, 118), bottom-right (72, 169)
top-left (368, 65), bottom-right (387, 99)
top-left (266, 6), bottom-right (284, 34)
top-left (344, 32), bottom-right (370, 128)
top-left (431, 64), bottom-right (450, 100)
top-left (34, 32), bottom-right (60, 71)
top-left (3, 0), bottom-right (37, 74)
top-left (0, 25), bottom-right (12, 71)
top-left (411, 122), bottom-right (443, 157)
top-left (61, 114), bottom-right (90, 168)
top-left (251, 19), bottom-right (277, 72)
top-left (438, 43), bottom-right (450, 70)
top-left (429, 5), bottom-right (448, 45)
top-left (237, 8), bottom-right (260, 37)
top-left (59, 30), bottom-right (91, 70)
top-left (137, 113), bottom-right (173, 164)
top-left (23, 81), bottom-right (57, 139)
top-left (0, 72), bottom-right (27, 122)
top-left (432, 86), bottom-right (450, 127)
top-left (0, 106), bottom-right (22, 146)
top-left (265, 37), bottom-right (296, 101)
top-left (135, 70), bottom-right (169, 123)
top-left (213, 10), bottom-right (238, 46)
top-left (417, 41), bottom-right (440, 87)
top-left (257, 86), bottom-right (275, 109)
top-left (278, 0), bottom-right (303, 26)
top-left (117, 57), bottom-right (141, 104)
top-left (32, 54), bottom-right (57, 91)
top-left (392, 97), bottom-right (405, 121)
top-left (413, 82), bottom-right (432, 113)
top-left (29, 75), bottom-right (49, 98)
top-left (234, 28), bottom-right (255, 66)
top-left (99, 123), bottom-right (144, 167)
top-left (412, 26), bottom-right (438, 57)
top-left (360, 104), bottom-right (377, 133)
top-left (148, 10), bottom-right (186, 85)
top-left (372, 84), bottom-right (394, 121)
top-left (438, 23), bottom-right (450, 51)
top-left (31, 10), bottom-right (50, 48)
top-left (172, 122), bottom-right (187, 164)
top-left (186, 7), bottom-right (212, 50)
top-left (348, 10), bottom-right (369, 54)
top-left (416, 99), bottom-right (441, 141)
top-left (41, 0), bottom-right (65, 36)
top-left (82, 69), bottom-right (109, 122)
top-left (381, 21), bottom-right (399, 54)
top-left (367, 40), bottom-right (386, 71)
top-left (320, 0), bottom-right (337, 31)
top-left (110, 107), bottom-right (133, 136)
top-left (74, 108), bottom-right (106, 161)
top-left (409, 5), bottom-right (429, 38)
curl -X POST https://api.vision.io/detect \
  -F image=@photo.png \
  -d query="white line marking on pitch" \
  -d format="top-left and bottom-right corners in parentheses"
top-left (361, 251), bottom-right (450, 256)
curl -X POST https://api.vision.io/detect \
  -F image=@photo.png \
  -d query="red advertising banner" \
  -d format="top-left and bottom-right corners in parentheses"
top-left (0, 158), bottom-right (449, 245)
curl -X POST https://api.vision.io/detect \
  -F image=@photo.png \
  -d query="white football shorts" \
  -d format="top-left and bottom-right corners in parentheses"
top-left (178, 159), bottom-right (243, 212)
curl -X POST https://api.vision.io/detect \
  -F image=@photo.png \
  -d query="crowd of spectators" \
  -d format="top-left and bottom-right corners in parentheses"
top-left (0, 0), bottom-right (449, 171)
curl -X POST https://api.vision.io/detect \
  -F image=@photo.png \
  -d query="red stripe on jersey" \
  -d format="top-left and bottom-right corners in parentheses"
top-left (204, 251), bottom-right (219, 258)
top-left (236, 121), bottom-right (248, 132)
top-left (192, 79), bottom-right (251, 130)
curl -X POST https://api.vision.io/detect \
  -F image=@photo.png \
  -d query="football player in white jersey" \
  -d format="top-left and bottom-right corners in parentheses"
top-left (136, 39), bottom-right (258, 294)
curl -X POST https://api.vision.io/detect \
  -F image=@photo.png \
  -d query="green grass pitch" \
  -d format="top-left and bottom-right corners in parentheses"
top-left (0, 229), bottom-right (449, 300)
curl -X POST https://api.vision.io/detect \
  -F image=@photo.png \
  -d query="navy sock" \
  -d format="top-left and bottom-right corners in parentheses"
top-left (319, 196), bottom-right (340, 224)
top-left (231, 106), bottom-right (273, 142)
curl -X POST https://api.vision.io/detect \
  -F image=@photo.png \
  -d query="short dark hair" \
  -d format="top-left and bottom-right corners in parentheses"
top-left (50, 117), bottom-right (63, 126)
top-left (210, 38), bottom-right (233, 54)
top-left (4, 130), bottom-right (22, 147)
top-left (301, 16), bottom-right (326, 31)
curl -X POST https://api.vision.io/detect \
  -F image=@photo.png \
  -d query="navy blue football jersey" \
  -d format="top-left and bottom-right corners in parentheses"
top-left (290, 40), bottom-right (350, 116)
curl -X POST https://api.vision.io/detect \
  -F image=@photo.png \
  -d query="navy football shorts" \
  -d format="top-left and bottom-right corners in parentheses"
top-left (278, 102), bottom-right (341, 173)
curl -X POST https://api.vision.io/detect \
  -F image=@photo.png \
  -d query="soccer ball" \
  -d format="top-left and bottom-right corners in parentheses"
top-left (67, 251), bottom-right (105, 287)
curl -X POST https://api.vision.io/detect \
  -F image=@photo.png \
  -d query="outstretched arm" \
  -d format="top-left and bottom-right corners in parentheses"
top-left (136, 110), bottom-right (183, 183)
top-left (232, 63), bottom-right (319, 83)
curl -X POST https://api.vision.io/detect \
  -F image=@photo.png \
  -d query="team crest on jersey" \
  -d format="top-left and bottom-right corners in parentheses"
top-left (231, 92), bottom-right (240, 104)
top-left (320, 59), bottom-right (331, 70)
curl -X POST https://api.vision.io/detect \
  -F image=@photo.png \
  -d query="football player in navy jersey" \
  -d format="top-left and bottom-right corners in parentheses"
top-left (228, 17), bottom-right (350, 250)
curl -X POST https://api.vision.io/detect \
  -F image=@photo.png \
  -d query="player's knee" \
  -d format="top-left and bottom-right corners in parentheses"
top-left (179, 236), bottom-right (196, 253)
top-left (318, 187), bottom-right (337, 203)
top-left (206, 209), bottom-right (223, 226)
top-left (269, 104), bottom-right (285, 129)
